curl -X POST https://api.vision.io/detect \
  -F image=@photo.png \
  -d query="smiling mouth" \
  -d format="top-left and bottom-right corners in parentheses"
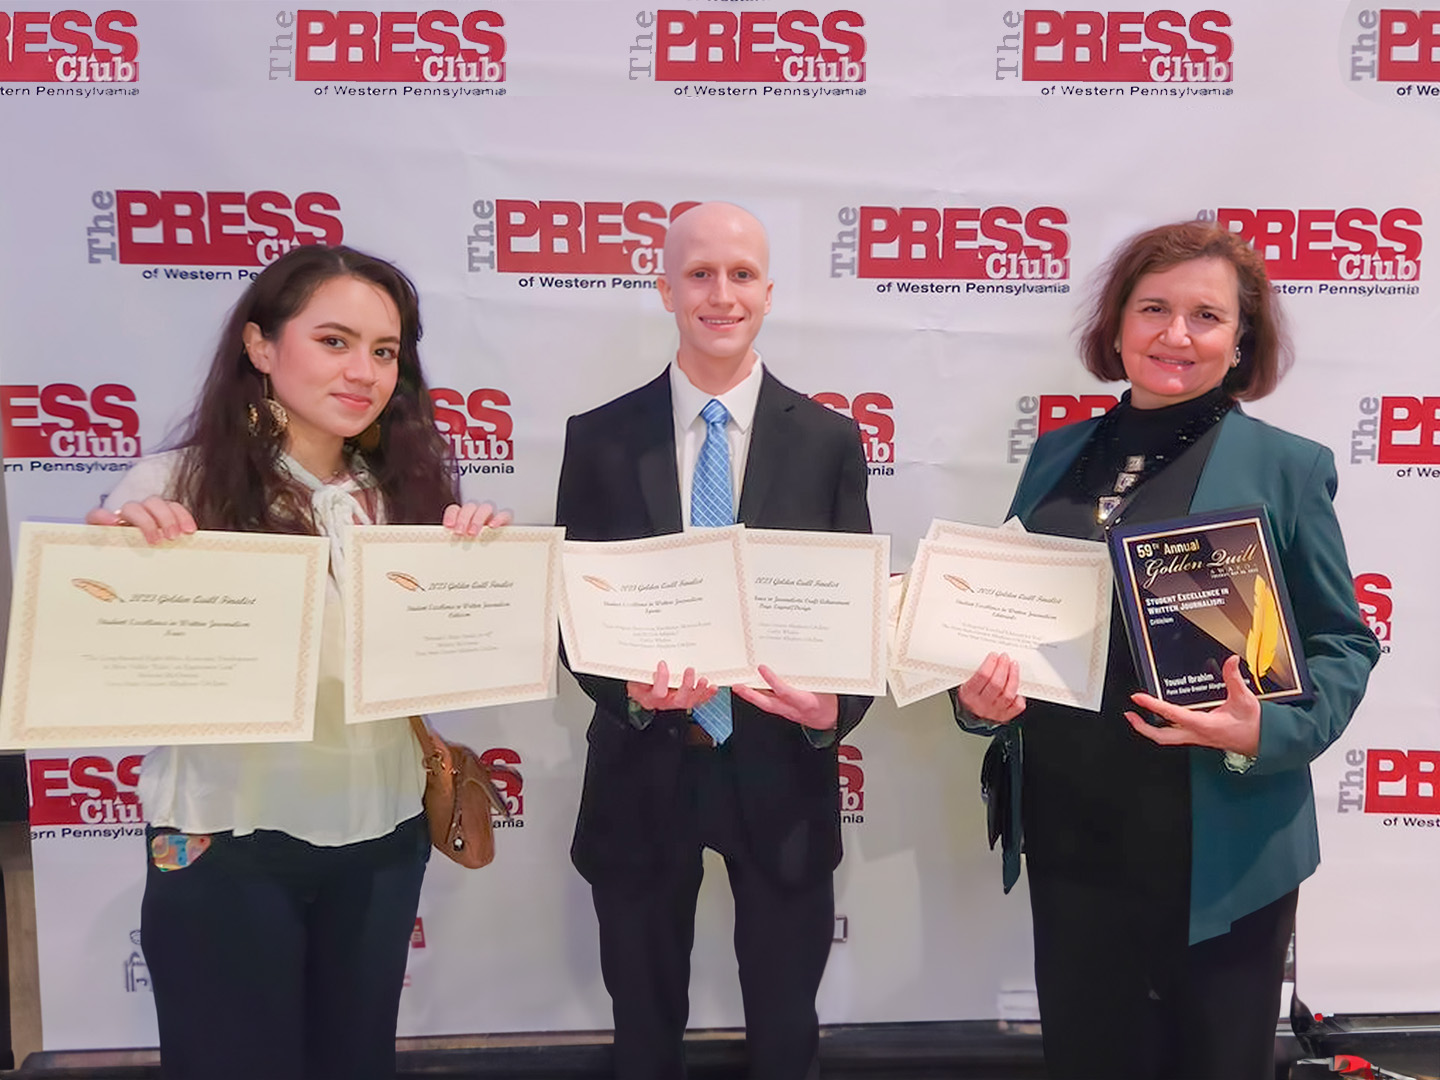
top-left (701, 317), bottom-right (742, 328)
top-left (1149, 355), bottom-right (1194, 369)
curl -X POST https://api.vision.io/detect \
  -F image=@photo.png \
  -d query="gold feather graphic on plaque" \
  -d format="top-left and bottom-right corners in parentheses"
top-left (1245, 575), bottom-right (1281, 681)
top-left (72, 578), bottom-right (120, 602)
top-left (583, 575), bottom-right (615, 592)
top-left (943, 574), bottom-right (973, 592)
top-left (386, 571), bottom-right (424, 592)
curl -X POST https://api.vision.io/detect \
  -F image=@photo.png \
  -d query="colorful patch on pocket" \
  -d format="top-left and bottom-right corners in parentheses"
top-left (149, 833), bottom-right (212, 871)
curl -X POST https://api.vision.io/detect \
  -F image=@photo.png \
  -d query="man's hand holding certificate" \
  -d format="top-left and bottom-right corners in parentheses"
top-left (558, 526), bottom-right (889, 697)
top-left (892, 520), bottom-right (1113, 711)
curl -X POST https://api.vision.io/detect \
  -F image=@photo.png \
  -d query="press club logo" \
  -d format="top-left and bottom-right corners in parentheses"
top-left (1337, 746), bottom-right (1440, 819)
top-left (84, 188), bottom-right (344, 270)
top-left (1208, 207), bottom-right (1422, 289)
top-left (991, 9), bottom-right (1233, 87)
top-left (1354, 573), bottom-right (1393, 652)
top-left (625, 8), bottom-right (867, 91)
top-left (838, 743), bottom-right (864, 823)
top-left (1006, 393), bottom-right (1118, 463)
top-left (464, 198), bottom-right (701, 284)
top-left (482, 747), bottom-right (523, 823)
top-left (28, 753), bottom-right (144, 830)
top-left (264, 8), bottom-right (507, 86)
top-left (1345, 7), bottom-right (1440, 88)
top-left (0, 9), bottom-right (139, 83)
top-left (1348, 394), bottom-right (1440, 471)
top-left (813, 391), bottom-right (895, 477)
top-left (1, 382), bottom-right (142, 462)
top-left (830, 205), bottom-right (1072, 295)
top-left (430, 387), bottom-right (515, 477)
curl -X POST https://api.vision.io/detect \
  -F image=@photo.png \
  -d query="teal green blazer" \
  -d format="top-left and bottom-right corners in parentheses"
top-left (995, 408), bottom-right (1380, 944)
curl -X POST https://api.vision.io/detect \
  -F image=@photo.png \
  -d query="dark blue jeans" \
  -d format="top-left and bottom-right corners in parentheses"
top-left (141, 813), bottom-right (429, 1080)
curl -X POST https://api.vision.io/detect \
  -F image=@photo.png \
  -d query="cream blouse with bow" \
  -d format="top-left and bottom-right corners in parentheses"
top-left (106, 450), bottom-right (426, 846)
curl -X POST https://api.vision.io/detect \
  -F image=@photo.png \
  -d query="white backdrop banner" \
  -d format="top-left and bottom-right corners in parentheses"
top-left (2, 0), bottom-right (1437, 1048)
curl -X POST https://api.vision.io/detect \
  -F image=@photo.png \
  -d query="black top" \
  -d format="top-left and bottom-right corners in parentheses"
top-left (1019, 389), bottom-right (1232, 913)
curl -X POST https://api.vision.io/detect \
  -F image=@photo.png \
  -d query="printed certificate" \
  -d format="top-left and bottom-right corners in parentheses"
top-left (894, 522), bottom-right (1113, 711)
top-left (559, 526), bottom-right (759, 686)
top-left (885, 573), bottom-right (957, 709)
top-left (1108, 507), bottom-right (1312, 708)
top-left (743, 529), bottom-right (889, 696)
top-left (0, 523), bottom-right (329, 748)
top-left (344, 525), bottom-right (563, 722)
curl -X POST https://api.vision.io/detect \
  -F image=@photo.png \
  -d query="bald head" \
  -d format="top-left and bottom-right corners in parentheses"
top-left (663, 202), bottom-right (770, 285)
top-left (656, 202), bottom-right (774, 385)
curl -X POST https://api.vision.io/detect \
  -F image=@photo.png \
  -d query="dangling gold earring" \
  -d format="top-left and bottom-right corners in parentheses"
top-left (247, 373), bottom-right (289, 436)
top-left (263, 374), bottom-right (289, 433)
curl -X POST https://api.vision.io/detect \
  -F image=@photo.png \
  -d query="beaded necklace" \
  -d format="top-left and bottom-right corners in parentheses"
top-left (1069, 390), bottom-right (1235, 526)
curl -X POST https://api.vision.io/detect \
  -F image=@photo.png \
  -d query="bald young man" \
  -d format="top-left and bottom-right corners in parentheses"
top-left (555, 203), bottom-right (873, 1080)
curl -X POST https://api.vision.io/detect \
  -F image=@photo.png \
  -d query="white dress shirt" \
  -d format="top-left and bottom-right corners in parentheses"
top-left (669, 356), bottom-right (764, 524)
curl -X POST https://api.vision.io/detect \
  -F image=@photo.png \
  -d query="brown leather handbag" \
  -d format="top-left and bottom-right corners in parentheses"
top-left (408, 715), bottom-right (517, 869)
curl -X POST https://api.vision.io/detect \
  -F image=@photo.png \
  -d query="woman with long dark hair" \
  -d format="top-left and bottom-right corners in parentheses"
top-left (955, 222), bottom-right (1379, 1080)
top-left (87, 245), bottom-right (504, 1079)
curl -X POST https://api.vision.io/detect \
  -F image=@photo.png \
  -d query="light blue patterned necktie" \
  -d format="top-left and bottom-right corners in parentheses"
top-left (689, 398), bottom-right (734, 744)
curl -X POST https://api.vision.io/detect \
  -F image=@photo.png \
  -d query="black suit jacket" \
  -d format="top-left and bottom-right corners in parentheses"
top-left (556, 368), bottom-right (873, 890)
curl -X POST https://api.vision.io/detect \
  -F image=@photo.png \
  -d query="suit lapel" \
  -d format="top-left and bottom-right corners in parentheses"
top-left (1013, 419), bottom-right (1094, 522)
top-left (1190, 409), bottom-right (1248, 513)
top-left (737, 371), bottom-right (789, 525)
top-left (632, 372), bottom-right (684, 535)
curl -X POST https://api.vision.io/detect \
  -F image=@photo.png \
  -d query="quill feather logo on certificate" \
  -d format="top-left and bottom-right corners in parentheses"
top-left (1108, 507), bottom-right (1313, 708)
top-left (72, 578), bottom-right (122, 602)
top-left (386, 571), bottom-right (424, 592)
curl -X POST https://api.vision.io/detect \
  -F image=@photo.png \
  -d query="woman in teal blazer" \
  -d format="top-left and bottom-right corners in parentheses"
top-left (955, 222), bottom-right (1379, 1080)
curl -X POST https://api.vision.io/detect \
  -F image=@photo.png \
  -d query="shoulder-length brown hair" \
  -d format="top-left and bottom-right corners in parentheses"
top-left (171, 245), bottom-right (458, 532)
top-left (1078, 221), bottom-right (1293, 401)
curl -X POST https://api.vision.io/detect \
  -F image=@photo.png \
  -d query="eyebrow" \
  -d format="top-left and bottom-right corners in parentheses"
top-left (313, 321), bottom-right (401, 343)
top-left (684, 261), bottom-right (762, 273)
top-left (1133, 295), bottom-right (1230, 311)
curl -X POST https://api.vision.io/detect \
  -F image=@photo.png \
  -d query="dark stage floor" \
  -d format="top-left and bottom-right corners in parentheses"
top-left (12, 1017), bottom-right (1440, 1080)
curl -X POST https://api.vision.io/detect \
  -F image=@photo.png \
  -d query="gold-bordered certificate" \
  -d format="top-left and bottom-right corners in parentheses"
top-left (885, 573), bottom-right (957, 709)
top-left (893, 521), bottom-right (1113, 711)
top-left (0, 523), bottom-right (329, 748)
top-left (343, 525), bottom-right (563, 722)
top-left (742, 529), bottom-right (890, 696)
top-left (558, 526), bottom-right (760, 687)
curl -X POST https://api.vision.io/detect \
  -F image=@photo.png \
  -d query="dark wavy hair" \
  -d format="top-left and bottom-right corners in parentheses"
top-left (1078, 220), bottom-right (1293, 401)
top-left (172, 245), bottom-right (457, 531)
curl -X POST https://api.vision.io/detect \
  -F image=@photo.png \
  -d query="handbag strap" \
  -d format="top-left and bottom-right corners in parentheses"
top-left (408, 714), bottom-right (431, 748)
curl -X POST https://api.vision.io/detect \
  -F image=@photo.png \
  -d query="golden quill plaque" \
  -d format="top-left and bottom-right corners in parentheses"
top-left (1108, 507), bottom-right (1313, 708)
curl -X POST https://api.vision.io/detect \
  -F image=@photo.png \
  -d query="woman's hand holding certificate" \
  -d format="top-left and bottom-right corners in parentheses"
top-left (0, 523), bottom-right (330, 748)
top-left (891, 520), bottom-right (1113, 712)
top-left (0, 519), bottom-right (564, 747)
